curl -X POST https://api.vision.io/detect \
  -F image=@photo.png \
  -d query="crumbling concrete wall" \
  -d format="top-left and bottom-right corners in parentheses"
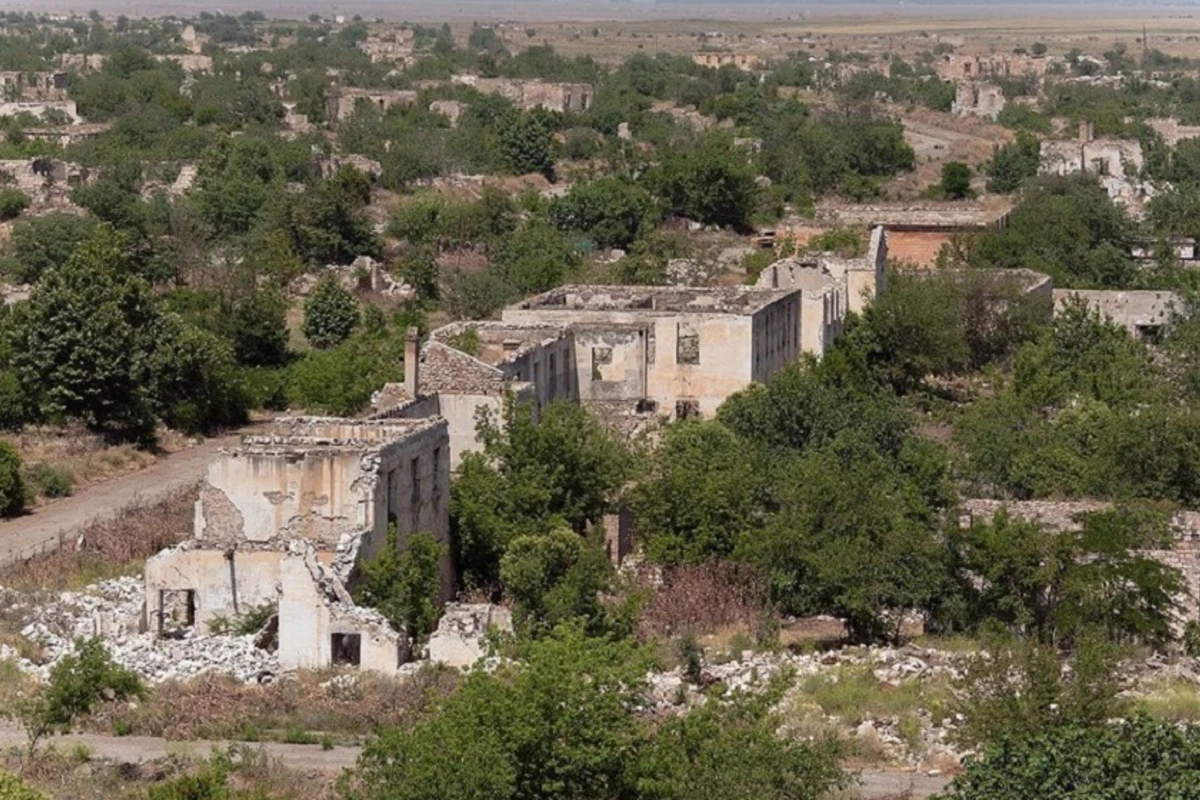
top-left (0, 100), bottom-right (79, 123)
top-left (454, 76), bottom-right (593, 113)
top-left (426, 603), bottom-right (513, 668)
top-left (952, 81), bottom-right (1006, 120)
top-left (279, 548), bottom-right (409, 672)
top-left (961, 499), bottom-right (1200, 622)
top-left (144, 548), bottom-right (296, 632)
top-left (1053, 289), bottom-right (1179, 338)
top-left (574, 325), bottom-right (648, 402)
top-left (328, 88), bottom-right (418, 121)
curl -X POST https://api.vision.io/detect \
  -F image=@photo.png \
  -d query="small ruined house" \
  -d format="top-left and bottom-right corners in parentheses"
top-left (144, 417), bottom-right (452, 673)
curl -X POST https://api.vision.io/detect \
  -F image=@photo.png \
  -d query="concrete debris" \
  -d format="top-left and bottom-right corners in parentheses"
top-left (426, 603), bottom-right (513, 668)
top-left (5, 578), bottom-right (279, 684)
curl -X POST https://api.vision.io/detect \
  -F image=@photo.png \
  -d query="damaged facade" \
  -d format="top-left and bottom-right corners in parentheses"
top-left (145, 417), bottom-right (453, 674)
top-left (452, 75), bottom-right (593, 112)
top-left (1053, 288), bottom-right (1179, 340)
top-left (952, 81), bottom-right (1006, 120)
top-left (327, 87), bottom-right (418, 121)
top-left (501, 285), bottom-right (801, 420)
top-left (754, 225), bottom-right (888, 354)
top-left (1040, 121), bottom-right (1151, 207)
top-left (962, 499), bottom-right (1200, 623)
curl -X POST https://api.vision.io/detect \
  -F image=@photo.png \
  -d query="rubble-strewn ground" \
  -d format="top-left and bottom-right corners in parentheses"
top-left (5, 572), bottom-right (1200, 780)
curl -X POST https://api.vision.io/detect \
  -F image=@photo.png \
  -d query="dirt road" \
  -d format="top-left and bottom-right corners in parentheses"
top-left (0, 723), bottom-right (952, 798)
top-left (0, 431), bottom-right (251, 564)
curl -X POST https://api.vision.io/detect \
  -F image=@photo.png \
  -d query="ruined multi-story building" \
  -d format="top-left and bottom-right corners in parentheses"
top-left (327, 87), bottom-right (418, 122)
top-left (935, 53), bottom-right (1053, 82)
top-left (144, 417), bottom-right (453, 674)
top-left (372, 324), bottom-right (574, 469)
top-left (754, 226), bottom-right (888, 355)
top-left (500, 285), bottom-right (800, 420)
top-left (452, 76), bottom-right (593, 113)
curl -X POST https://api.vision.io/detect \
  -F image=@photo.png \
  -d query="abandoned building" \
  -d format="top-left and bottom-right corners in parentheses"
top-left (452, 75), bottom-right (593, 113)
top-left (144, 417), bottom-right (453, 674)
top-left (778, 203), bottom-right (1012, 269)
top-left (371, 324), bottom-right (573, 469)
top-left (951, 81), bottom-right (1006, 119)
top-left (327, 87), bottom-right (418, 121)
top-left (935, 52), bottom-right (1053, 82)
top-left (500, 285), bottom-right (801, 420)
top-left (1053, 288), bottom-right (1180, 340)
top-left (692, 52), bottom-right (762, 71)
top-left (1041, 121), bottom-right (1150, 206)
top-left (754, 226), bottom-right (888, 355)
top-left (0, 70), bottom-right (68, 103)
top-left (962, 499), bottom-right (1200, 624)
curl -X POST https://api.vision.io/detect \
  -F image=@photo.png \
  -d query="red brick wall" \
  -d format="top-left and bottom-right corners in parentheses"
top-left (886, 231), bottom-right (953, 268)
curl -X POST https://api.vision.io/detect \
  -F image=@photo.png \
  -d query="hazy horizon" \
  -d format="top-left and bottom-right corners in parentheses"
top-left (14, 0), bottom-right (1200, 24)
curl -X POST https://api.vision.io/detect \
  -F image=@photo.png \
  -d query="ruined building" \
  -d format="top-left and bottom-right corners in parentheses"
top-left (500, 285), bottom-right (800, 420)
top-left (451, 76), bottom-right (593, 113)
top-left (1040, 121), bottom-right (1149, 206)
top-left (754, 226), bottom-right (888, 355)
top-left (692, 52), bottom-right (762, 71)
top-left (144, 417), bottom-right (453, 674)
top-left (327, 87), bottom-right (418, 122)
top-left (1053, 289), bottom-right (1179, 341)
top-left (951, 81), bottom-right (1006, 120)
top-left (372, 325), bottom-right (575, 469)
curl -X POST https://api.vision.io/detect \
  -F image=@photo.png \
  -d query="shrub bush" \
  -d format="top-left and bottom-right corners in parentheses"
top-left (0, 441), bottom-right (25, 517)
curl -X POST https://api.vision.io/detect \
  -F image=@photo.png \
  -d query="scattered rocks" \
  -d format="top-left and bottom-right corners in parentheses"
top-left (5, 577), bottom-right (279, 684)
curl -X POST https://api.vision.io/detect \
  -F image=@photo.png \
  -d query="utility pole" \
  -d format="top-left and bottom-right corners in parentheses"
top-left (1143, 23), bottom-right (1149, 69)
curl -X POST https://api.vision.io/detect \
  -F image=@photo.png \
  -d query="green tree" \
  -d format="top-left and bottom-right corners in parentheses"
top-left (499, 528), bottom-right (612, 637)
top-left (351, 627), bottom-right (648, 800)
top-left (941, 717), bottom-right (1200, 800)
top-left (144, 315), bottom-right (249, 435)
top-left (0, 440), bottom-right (25, 518)
top-left (497, 108), bottom-right (557, 175)
top-left (630, 420), bottom-right (768, 565)
top-left (1, 214), bottom-right (99, 286)
top-left (548, 177), bottom-right (659, 248)
top-left (7, 226), bottom-right (159, 440)
top-left (984, 131), bottom-right (1042, 193)
top-left (940, 161), bottom-right (973, 199)
top-left (495, 222), bottom-right (580, 296)
top-left (647, 132), bottom-right (759, 229)
top-left (302, 275), bottom-right (360, 349)
top-left (451, 400), bottom-right (633, 588)
top-left (354, 525), bottom-right (444, 643)
top-left (0, 187), bottom-right (30, 220)
top-left (968, 175), bottom-right (1137, 288)
top-left (633, 681), bottom-right (848, 800)
top-left (948, 506), bottom-right (1184, 646)
top-left (21, 637), bottom-right (144, 753)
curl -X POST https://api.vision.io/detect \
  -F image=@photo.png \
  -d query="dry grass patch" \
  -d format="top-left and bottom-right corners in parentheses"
top-left (636, 561), bottom-right (769, 643)
top-left (5, 424), bottom-right (194, 505)
top-left (0, 487), bottom-right (195, 592)
top-left (86, 666), bottom-right (458, 742)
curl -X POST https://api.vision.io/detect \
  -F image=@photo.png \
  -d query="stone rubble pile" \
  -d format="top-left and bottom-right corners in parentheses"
top-left (645, 644), bottom-right (972, 769)
top-left (4, 577), bottom-right (279, 684)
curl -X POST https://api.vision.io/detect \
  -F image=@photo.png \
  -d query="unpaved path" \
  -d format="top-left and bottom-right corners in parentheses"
top-left (0, 429), bottom-right (256, 564)
top-left (0, 723), bottom-right (952, 797)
